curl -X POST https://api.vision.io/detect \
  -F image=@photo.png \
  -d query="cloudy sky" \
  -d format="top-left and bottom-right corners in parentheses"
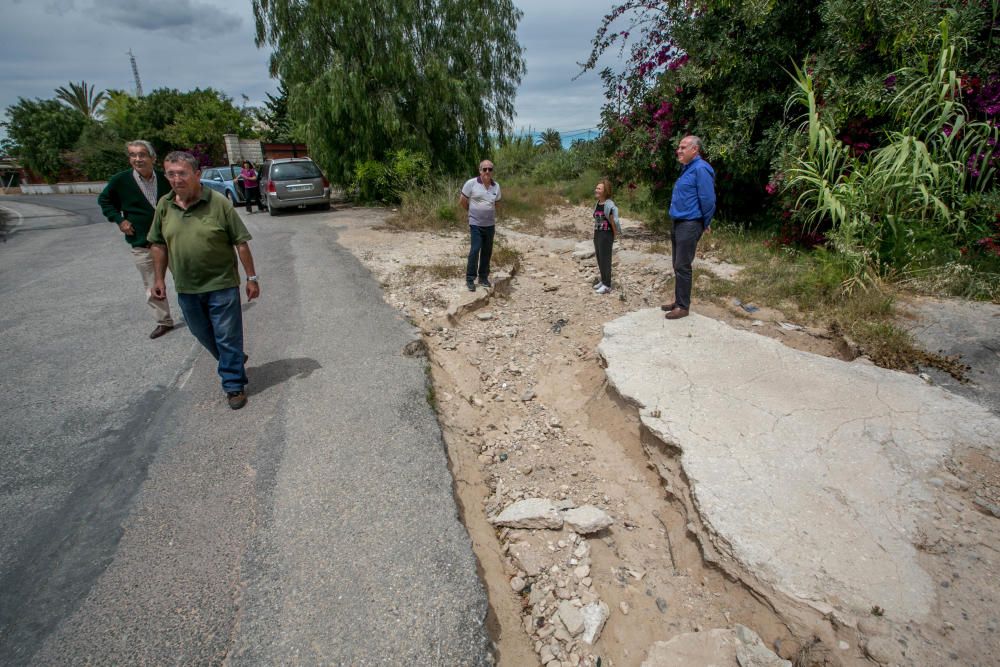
top-left (1, 0), bottom-right (623, 142)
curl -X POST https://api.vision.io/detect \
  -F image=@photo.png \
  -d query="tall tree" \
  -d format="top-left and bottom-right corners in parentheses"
top-left (2, 98), bottom-right (85, 182)
top-left (55, 81), bottom-right (108, 119)
top-left (253, 0), bottom-right (526, 182)
top-left (257, 81), bottom-right (296, 143)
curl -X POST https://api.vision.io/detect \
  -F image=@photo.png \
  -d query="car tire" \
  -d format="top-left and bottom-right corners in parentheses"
top-left (268, 205), bottom-right (279, 217)
top-left (318, 202), bottom-right (331, 211)
top-left (227, 191), bottom-right (237, 205)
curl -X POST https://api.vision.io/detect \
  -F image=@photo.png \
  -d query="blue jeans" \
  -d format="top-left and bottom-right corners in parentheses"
top-left (177, 287), bottom-right (248, 393)
top-left (466, 224), bottom-right (495, 282)
top-left (671, 219), bottom-right (704, 310)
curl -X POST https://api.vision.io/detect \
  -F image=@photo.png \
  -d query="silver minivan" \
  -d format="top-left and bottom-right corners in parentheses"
top-left (260, 158), bottom-right (331, 215)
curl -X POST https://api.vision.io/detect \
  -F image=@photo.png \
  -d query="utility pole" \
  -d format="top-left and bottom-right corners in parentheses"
top-left (127, 49), bottom-right (143, 97)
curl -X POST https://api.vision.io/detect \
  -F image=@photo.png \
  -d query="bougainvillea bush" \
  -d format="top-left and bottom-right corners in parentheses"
top-left (584, 0), bottom-right (999, 281)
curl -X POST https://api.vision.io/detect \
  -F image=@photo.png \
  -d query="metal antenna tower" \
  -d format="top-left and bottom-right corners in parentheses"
top-left (127, 49), bottom-right (143, 97)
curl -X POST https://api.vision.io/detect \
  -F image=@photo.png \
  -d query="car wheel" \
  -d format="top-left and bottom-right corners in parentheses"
top-left (268, 205), bottom-right (279, 217)
top-left (318, 202), bottom-right (331, 211)
top-left (227, 191), bottom-right (237, 205)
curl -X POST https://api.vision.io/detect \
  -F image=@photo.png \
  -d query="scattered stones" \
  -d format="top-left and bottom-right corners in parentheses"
top-left (619, 600), bottom-right (630, 615)
top-left (562, 505), bottom-right (614, 534)
top-left (580, 601), bottom-right (609, 645)
top-left (655, 597), bottom-right (669, 613)
top-left (491, 498), bottom-right (564, 530)
top-left (510, 576), bottom-right (527, 592)
top-left (477, 311), bottom-right (494, 321)
top-left (520, 389), bottom-right (536, 401)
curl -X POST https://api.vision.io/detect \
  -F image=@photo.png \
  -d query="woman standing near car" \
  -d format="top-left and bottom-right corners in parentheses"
top-left (239, 161), bottom-right (260, 213)
top-left (592, 178), bottom-right (621, 294)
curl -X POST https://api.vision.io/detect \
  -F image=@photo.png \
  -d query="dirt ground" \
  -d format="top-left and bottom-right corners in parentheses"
top-left (327, 205), bottom-right (999, 667)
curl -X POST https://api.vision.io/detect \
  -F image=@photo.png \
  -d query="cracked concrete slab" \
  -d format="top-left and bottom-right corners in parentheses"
top-left (598, 308), bottom-right (1000, 624)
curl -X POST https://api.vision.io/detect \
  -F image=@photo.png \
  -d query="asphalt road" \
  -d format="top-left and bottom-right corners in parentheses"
top-left (0, 194), bottom-right (490, 665)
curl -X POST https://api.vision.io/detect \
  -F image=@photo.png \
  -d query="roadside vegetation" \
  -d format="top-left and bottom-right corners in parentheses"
top-left (372, 0), bottom-right (997, 377)
top-left (2, 0), bottom-right (995, 373)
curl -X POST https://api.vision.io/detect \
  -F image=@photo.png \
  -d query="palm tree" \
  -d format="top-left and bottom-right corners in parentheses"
top-left (55, 81), bottom-right (108, 119)
top-left (536, 128), bottom-right (563, 153)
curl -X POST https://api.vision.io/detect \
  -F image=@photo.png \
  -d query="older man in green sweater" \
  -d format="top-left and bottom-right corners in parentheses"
top-left (98, 140), bottom-right (175, 339)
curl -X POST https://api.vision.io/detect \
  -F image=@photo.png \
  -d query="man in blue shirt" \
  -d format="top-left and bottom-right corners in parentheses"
top-left (663, 135), bottom-right (716, 320)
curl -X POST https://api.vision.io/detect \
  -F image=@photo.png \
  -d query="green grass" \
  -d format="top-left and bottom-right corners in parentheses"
top-left (693, 223), bottom-right (976, 376)
top-left (385, 177), bottom-right (465, 232)
top-left (496, 178), bottom-right (565, 234)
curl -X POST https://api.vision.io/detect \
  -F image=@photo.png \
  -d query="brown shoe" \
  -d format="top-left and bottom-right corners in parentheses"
top-left (227, 391), bottom-right (248, 410)
top-left (149, 324), bottom-right (173, 339)
top-left (660, 302), bottom-right (677, 312)
top-left (664, 307), bottom-right (689, 320)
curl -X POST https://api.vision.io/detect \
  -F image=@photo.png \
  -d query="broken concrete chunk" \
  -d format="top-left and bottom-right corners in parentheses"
top-left (491, 498), bottom-right (564, 530)
top-left (580, 601), bottom-right (609, 645)
top-left (642, 629), bottom-right (738, 667)
top-left (510, 542), bottom-right (554, 578)
top-left (734, 625), bottom-right (792, 667)
top-left (557, 601), bottom-right (585, 637)
top-left (562, 505), bottom-right (614, 534)
top-left (642, 627), bottom-right (789, 667)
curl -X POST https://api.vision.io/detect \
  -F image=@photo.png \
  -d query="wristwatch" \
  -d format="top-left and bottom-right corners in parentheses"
top-left (247, 275), bottom-right (259, 282)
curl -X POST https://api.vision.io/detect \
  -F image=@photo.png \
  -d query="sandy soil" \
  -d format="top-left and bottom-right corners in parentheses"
top-left (327, 205), bottom-right (999, 667)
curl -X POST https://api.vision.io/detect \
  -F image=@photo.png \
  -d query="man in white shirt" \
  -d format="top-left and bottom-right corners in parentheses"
top-left (459, 160), bottom-right (501, 292)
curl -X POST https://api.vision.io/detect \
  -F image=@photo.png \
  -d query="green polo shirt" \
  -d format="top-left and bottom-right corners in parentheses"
top-left (148, 187), bottom-right (252, 294)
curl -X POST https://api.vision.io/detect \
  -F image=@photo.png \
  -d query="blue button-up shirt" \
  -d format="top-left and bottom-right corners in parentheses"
top-left (668, 156), bottom-right (716, 229)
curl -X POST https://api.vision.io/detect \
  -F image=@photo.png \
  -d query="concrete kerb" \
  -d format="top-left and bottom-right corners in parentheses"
top-left (597, 308), bottom-right (1000, 643)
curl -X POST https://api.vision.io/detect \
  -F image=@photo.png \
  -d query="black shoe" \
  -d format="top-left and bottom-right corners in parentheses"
top-left (466, 281), bottom-right (476, 292)
top-left (227, 391), bottom-right (248, 410)
top-left (478, 278), bottom-right (492, 288)
top-left (150, 324), bottom-right (173, 339)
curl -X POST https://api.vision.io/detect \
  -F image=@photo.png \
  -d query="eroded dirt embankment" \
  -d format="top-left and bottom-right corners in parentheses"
top-left (328, 206), bottom-right (999, 667)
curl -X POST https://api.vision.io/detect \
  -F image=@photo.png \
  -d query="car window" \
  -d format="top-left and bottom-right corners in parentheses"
top-left (202, 169), bottom-right (217, 180)
top-left (271, 161), bottom-right (322, 180)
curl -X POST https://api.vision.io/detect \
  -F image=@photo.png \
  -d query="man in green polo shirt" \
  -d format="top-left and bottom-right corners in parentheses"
top-left (97, 139), bottom-right (175, 339)
top-left (149, 151), bottom-right (260, 410)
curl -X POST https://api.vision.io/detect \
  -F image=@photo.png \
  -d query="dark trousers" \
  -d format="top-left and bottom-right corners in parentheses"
top-left (177, 286), bottom-right (248, 393)
top-left (671, 219), bottom-right (704, 310)
top-left (244, 185), bottom-right (260, 212)
top-left (594, 229), bottom-right (614, 288)
top-left (466, 224), bottom-right (495, 282)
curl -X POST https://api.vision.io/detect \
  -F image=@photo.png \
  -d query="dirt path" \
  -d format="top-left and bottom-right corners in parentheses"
top-left (328, 206), bottom-right (996, 667)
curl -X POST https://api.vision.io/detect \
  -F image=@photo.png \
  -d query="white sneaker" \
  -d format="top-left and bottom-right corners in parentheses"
top-left (593, 282), bottom-right (606, 291)
top-left (596, 284), bottom-right (611, 294)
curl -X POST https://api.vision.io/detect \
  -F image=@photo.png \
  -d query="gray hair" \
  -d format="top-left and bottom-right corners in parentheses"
top-left (126, 140), bottom-right (156, 159)
top-left (687, 135), bottom-right (703, 153)
top-left (163, 151), bottom-right (200, 173)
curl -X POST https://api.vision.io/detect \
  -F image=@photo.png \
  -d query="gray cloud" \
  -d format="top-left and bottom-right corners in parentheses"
top-left (94, 0), bottom-right (242, 39)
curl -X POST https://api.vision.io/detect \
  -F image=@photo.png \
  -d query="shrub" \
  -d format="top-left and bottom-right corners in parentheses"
top-left (353, 149), bottom-right (432, 203)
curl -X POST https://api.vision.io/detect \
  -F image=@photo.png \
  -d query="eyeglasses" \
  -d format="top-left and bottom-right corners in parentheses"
top-left (128, 153), bottom-right (150, 159)
top-left (480, 167), bottom-right (494, 172)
